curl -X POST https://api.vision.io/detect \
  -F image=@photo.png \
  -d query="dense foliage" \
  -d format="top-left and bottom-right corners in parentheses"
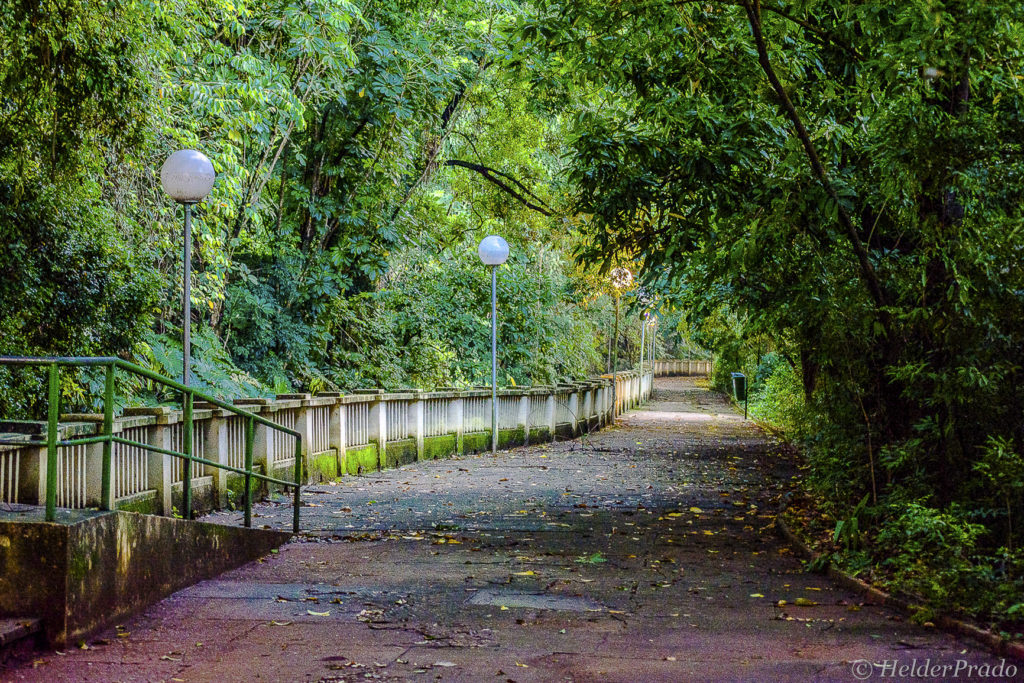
top-left (526, 0), bottom-right (1024, 628)
top-left (0, 0), bottom-right (655, 415)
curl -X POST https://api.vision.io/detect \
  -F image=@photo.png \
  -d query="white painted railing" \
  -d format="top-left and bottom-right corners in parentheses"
top-left (113, 425), bottom-right (150, 500)
top-left (345, 402), bottom-right (371, 448)
top-left (170, 422), bottom-right (205, 483)
top-left (0, 445), bottom-right (23, 504)
top-left (56, 443), bottom-right (87, 509)
top-left (652, 359), bottom-right (713, 376)
top-left (386, 400), bottom-right (411, 441)
top-left (223, 415), bottom-right (247, 470)
top-left (266, 407), bottom-right (298, 464)
top-left (308, 404), bottom-right (331, 454)
top-left (529, 394), bottom-right (548, 425)
top-left (3, 368), bottom-right (663, 517)
top-left (554, 391), bottom-right (573, 425)
top-left (423, 399), bottom-right (448, 438)
top-left (498, 396), bottom-right (519, 429)
top-left (463, 396), bottom-right (489, 433)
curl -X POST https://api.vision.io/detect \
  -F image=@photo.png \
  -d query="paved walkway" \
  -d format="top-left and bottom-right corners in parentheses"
top-left (2, 378), bottom-right (1016, 682)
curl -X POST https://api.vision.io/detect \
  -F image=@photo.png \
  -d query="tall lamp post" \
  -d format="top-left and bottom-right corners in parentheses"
top-left (478, 235), bottom-right (510, 454)
top-left (639, 311), bottom-right (648, 399)
top-left (610, 267), bottom-right (632, 417)
top-left (160, 149), bottom-right (216, 389)
top-left (160, 149), bottom-right (215, 520)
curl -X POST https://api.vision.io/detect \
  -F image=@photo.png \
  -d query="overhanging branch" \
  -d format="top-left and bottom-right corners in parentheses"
top-left (444, 160), bottom-right (553, 216)
top-left (741, 0), bottom-right (887, 310)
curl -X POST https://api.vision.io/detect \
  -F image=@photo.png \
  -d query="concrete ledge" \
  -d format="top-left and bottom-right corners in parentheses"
top-left (0, 511), bottom-right (290, 647)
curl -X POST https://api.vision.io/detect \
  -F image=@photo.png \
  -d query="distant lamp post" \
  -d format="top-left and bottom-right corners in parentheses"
top-left (160, 150), bottom-right (216, 390)
top-left (639, 311), bottom-right (649, 397)
top-left (648, 317), bottom-right (658, 371)
top-left (478, 235), bottom-right (510, 455)
top-left (610, 267), bottom-right (632, 417)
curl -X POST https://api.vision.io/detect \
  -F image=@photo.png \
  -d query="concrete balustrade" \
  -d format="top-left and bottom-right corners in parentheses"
top-left (0, 363), bottom-right (716, 518)
top-left (652, 358), bottom-right (713, 377)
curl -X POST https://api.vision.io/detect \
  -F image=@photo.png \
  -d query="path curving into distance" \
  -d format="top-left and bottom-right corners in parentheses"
top-left (2, 377), bottom-right (1014, 682)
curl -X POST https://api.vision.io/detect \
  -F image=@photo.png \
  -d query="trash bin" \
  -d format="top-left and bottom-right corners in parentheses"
top-left (730, 372), bottom-right (747, 401)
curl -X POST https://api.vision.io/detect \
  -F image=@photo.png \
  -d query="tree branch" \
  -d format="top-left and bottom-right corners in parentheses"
top-left (741, 0), bottom-right (887, 310)
top-left (443, 160), bottom-right (553, 216)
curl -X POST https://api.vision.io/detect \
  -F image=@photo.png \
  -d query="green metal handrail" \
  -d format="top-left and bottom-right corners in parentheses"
top-left (0, 356), bottom-right (302, 533)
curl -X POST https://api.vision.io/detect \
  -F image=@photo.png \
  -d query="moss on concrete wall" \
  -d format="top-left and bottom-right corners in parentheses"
top-left (225, 470), bottom-right (266, 506)
top-left (116, 492), bottom-right (158, 515)
top-left (308, 449), bottom-right (340, 482)
top-left (529, 427), bottom-right (551, 442)
top-left (384, 439), bottom-right (417, 468)
top-left (498, 427), bottom-right (526, 450)
top-left (422, 434), bottom-right (456, 460)
top-left (462, 431), bottom-right (491, 455)
top-left (343, 443), bottom-right (380, 475)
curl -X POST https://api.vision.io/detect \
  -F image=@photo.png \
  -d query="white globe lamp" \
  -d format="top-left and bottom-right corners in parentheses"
top-left (477, 235), bottom-right (510, 266)
top-left (160, 149), bottom-right (215, 203)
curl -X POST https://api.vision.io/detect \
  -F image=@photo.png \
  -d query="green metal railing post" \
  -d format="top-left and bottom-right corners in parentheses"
top-left (45, 363), bottom-right (59, 522)
top-left (244, 417), bottom-right (254, 528)
top-left (293, 435), bottom-right (302, 534)
top-left (101, 363), bottom-right (115, 510)
top-left (182, 391), bottom-right (193, 520)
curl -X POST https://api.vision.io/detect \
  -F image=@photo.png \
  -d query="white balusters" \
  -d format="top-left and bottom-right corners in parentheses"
top-left (309, 405), bottom-right (331, 454)
top-left (113, 426), bottom-right (150, 500)
top-left (56, 443), bottom-right (87, 508)
top-left (346, 402), bottom-right (371, 447)
top-left (0, 447), bottom-right (21, 504)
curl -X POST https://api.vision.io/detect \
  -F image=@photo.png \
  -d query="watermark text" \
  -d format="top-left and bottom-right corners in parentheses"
top-left (850, 658), bottom-right (1018, 680)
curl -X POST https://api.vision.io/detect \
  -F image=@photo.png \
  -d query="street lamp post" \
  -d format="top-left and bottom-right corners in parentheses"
top-left (639, 311), bottom-right (648, 399)
top-left (478, 235), bottom-right (510, 455)
top-left (160, 149), bottom-right (216, 389)
top-left (610, 267), bottom-right (632, 418)
top-left (160, 149), bottom-right (215, 519)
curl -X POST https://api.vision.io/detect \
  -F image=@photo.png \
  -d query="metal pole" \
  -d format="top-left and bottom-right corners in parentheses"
top-left (183, 203), bottom-right (192, 390)
top-left (244, 417), bottom-right (254, 528)
top-left (45, 363), bottom-right (59, 522)
top-left (293, 436), bottom-right (302, 534)
top-left (101, 363), bottom-right (115, 510)
top-left (491, 266), bottom-right (498, 455)
top-left (183, 392), bottom-right (193, 519)
top-left (611, 294), bottom-right (619, 417)
top-left (182, 203), bottom-right (193, 520)
top-left (639, 317), bottom-right (646, 398)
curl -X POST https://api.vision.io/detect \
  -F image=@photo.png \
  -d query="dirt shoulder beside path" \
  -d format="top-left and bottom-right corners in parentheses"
top-left (3, 378), bottom-right (1017, 682)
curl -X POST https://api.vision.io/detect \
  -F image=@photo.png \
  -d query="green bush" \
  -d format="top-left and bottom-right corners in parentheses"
top-left (875, 504), bottom-right (989, 615)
